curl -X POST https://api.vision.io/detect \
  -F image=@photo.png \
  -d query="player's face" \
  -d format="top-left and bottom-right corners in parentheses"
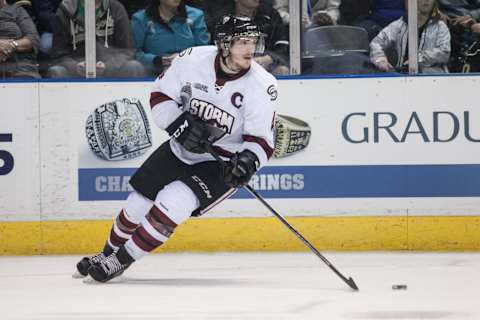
top-left (227, 36), bottom-right (258, 71)
top-left (160, 0), bottom-right (182, 8)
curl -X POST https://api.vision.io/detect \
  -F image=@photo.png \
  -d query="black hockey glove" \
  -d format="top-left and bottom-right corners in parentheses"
top-left (223, 150), bottom-right (260, 188)
top-left (166, 112), bottom-right (210, 154)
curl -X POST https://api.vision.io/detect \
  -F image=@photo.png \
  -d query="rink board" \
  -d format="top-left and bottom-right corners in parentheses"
top-left (1, 216), bottom-right (480, 255)
top-left (1, 76), bottom-right (480, 254)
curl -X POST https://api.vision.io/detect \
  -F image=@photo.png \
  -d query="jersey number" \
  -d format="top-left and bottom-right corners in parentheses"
top-left (0, 134), bottom-right (14, 175)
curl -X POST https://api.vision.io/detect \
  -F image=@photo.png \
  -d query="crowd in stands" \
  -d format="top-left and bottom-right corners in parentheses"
top-left (1, 0), bottom-right (480, 79)
top-left (370, 0), bottom-right (450, 73)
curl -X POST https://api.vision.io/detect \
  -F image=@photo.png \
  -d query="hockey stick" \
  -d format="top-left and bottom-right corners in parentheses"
top-left (206, 145), bottom-right (359, 291)
top-left (178, 85), bottom-right (358, 289)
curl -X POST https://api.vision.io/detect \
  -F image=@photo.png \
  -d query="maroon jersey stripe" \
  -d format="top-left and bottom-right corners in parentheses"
top-left (243, 135), bottom-right (274, 159)
top-left (150, 92), bottom-right (173, 109)
top-left (212, 146), bottom-right (234, 158)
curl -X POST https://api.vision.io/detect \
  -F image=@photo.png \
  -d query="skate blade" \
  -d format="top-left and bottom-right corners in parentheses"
top-left (82, 275), bottom-right (125, 284)
top-left (72, 270), bottom-right (87, 279)
top-left (82, 276), bottom-right (102, 284)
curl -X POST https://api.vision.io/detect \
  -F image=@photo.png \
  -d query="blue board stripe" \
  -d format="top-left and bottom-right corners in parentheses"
top-left (78, 164), bottom-right (480, 201)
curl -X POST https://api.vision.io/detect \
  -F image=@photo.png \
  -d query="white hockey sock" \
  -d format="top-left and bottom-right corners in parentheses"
top-left (124, 181), bottom-right (200, 260)
top-left (107, 191), bottom-right (154, 250)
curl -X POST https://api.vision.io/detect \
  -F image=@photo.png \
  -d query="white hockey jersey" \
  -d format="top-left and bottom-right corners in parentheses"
top-left (149, 45), bottom-right (277, 168)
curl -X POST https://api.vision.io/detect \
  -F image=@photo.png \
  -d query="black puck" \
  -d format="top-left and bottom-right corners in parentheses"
top-left (392, 284), bottom-right (407, 290)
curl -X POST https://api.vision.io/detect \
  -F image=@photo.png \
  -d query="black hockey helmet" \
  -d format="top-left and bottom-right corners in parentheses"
top-left (214, 15), bottom-right (265, 57)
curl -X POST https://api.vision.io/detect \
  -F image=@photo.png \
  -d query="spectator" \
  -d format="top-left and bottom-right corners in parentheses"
top-left (131, 0), bottom-right (210, 76)
top-left (311, 0), bottom-right (342, 26)
top-left (354, 0), bottom-right (405, 40)
top-left (273, 0), bottom-right (314, 27)
top-left (203, 0), bottom-right (274, 23)
top-left (0, 0), bottom-right (40, 78)
top-left (339, 0), bottom-right (371, 25)
top-left (370, 0), bottom-right (450, 73)
top-left (31, 0), bottom-right (62, 56)
top-left (437, 0), bottom-right (480, 72)
top-left (9, 0), bottom-right (34, 16)
top-left (437, 0), bottom-right (480, 21)
top-left (436, 0), bottom-right (479, 34)
top-left (117, 0), bottom-right (203, 19)
top-left (48, 0), bottom-right (144, 78)
top-left (206, 0), bottom-right (289, 75)
top-left (118, 0), bottom-right (148, 18)
top-left (184, 0), bottom-right (204, 9)
top-left (203, 0), bottom-right (231, 30)
top-left (273, 0), bottom-right (341, 27)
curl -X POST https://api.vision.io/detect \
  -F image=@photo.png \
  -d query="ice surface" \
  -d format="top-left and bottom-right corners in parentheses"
top-left (0, 252), bottom-right (478, 320)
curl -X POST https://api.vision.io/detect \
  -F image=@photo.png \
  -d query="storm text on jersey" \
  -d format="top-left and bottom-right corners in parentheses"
top-left (189, 98), bottom-right (235, 133)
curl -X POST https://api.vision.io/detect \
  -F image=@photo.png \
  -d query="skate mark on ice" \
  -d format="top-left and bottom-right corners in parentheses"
top-left (351, 311), bottom-right (469, 319)
top-left (287, 300), bottom-right (330, 313)
top-left (106, 277), bottom-right (259, 287)
top-left (82, 275), bottom-right (126, 284)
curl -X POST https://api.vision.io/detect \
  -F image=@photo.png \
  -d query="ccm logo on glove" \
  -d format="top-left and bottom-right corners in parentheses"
top-left (172, 120), bottom-right (189, 139)
top-left (167, 112), bottom-right (211, 154)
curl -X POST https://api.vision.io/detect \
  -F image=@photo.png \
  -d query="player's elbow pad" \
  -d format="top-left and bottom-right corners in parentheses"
top-left (151, 100), bottom-right (182, 131)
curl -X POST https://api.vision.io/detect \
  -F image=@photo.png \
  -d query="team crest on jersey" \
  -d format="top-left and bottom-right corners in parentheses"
top-left (189, 98), bottom-right (235, 134)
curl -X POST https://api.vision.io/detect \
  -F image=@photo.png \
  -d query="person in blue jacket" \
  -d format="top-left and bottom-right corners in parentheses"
top-left (131, 0), bottom-right (210, 76)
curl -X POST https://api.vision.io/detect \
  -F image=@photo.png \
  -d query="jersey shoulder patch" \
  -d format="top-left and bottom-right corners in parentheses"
top-left (178, 45), bottom-right (217, 61)
top-left (249, 63), bottom-right (278, 102)
top-left (266, 84), bottom-right (278, 101)
top-left (172, 46), bottom-right (217, 76)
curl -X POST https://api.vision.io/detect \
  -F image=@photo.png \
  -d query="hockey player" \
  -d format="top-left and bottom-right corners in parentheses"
top-left (74, 15), bottom-right (278, 282)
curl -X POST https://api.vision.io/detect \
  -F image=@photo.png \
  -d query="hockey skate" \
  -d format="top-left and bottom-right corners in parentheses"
top-left (73, 244), bottom-right (114, 278)
top-left (73, 252), bottom-right (107, 278)
top-left (88, 247), bottom-right (133, 283)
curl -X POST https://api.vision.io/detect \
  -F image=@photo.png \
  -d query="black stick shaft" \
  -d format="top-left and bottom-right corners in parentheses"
top-left (244, 184), bottom-right (358, 290)
top-left (207, 146), bottom-right (359, 290)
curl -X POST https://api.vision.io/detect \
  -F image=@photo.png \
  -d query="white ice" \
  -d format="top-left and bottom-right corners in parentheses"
top-left (0, 252), bottom-right (479, 320)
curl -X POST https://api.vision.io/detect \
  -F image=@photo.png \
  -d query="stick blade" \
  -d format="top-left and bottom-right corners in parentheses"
top-left (347, 277), bottom-right (359, 291)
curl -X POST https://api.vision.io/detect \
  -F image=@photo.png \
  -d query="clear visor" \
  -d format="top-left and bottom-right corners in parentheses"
top-left (230, 35), bottom-right (265, 56)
